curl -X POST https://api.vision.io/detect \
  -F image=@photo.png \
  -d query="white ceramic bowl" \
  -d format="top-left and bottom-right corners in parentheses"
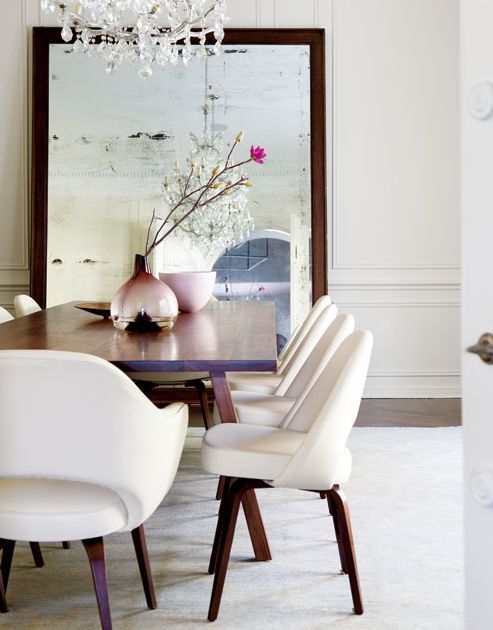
top-left (159, 271), bottom-right (217, 313)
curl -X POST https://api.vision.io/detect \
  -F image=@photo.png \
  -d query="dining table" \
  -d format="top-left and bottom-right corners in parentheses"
top-left (0, 299), bottom-right (277, 562)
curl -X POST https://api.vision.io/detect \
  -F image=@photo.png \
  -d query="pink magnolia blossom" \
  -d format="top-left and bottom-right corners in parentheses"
top-left (250, 145), bottom-right (267, 164)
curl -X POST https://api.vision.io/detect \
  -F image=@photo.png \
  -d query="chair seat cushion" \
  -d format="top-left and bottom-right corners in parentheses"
top-left (202, 423), bottom-right (305, 481)
top-left (227, 372), bottom-right (281, 394)
top-left (213, 390), bottom-right (296, 426)
top-left (0, 479), bottom-right (127, 542)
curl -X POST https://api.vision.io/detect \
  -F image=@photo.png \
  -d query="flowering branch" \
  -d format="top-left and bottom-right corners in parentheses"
top-left (144, 134), bottom-right (266, 257)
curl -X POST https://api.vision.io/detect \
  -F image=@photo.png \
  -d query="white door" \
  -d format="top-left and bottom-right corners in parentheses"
top-left (462, 1), bottom-right (493, 627)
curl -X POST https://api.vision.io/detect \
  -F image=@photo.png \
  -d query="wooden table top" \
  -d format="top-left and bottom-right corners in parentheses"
top-left (0, 300), bottom-right (278, 373)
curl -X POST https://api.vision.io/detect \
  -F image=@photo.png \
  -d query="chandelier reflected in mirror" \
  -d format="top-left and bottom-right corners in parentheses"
top-left (163, 59), bottom-right (253, 254)
top-left (40, 0), bottom-right (227, 77)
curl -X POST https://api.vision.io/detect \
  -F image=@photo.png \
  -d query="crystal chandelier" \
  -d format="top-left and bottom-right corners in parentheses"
top-left (40, 1), bottom-right (227, 77)
top-left (162, 67), bottom-right (253, 252)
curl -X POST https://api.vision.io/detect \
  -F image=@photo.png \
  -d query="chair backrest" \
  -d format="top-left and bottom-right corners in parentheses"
top-left (0, 350), bottom-right (188, 530)
top-left (278, 295), bottom-right (332, 371)
top-left (0, 307), bottom-right (13, 324)
top-left (276, 304), bottom-right (338, 390)
top-left (14, 295), bottom-right (41, 318)
top-left (280, 313), bottom-right (355, 401)
top-left (272, 331), bottom-right (373, 490)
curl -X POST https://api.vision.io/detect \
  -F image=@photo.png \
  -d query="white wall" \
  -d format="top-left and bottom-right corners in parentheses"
top-left (0, 0), bottom-right (460, 396)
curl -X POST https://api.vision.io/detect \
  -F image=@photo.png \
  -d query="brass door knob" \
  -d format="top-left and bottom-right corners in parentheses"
top-left (467, 333), bottom-right (493, 364)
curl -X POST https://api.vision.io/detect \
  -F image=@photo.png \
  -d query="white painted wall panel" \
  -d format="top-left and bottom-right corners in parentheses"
top-left (332, 0), bottom-right (460, 271)
top-left (349, 302), bottom-right (460, 396)
top-left (258, 0), bottom-right (275, 28)
top-left (227, 0), bottom-right (258, 27)
top-left (273, 0), bottom-right (315, 27)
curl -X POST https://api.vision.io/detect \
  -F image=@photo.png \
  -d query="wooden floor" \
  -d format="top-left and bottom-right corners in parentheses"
top-left (188, 398), bottom-right (461, 428)
top-left (354, 398), bottom-right (461, 427)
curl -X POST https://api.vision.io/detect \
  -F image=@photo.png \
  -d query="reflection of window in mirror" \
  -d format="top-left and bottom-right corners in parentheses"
top-left (208, 223), bottom-right (311, 350)
top-left (34, 29), bottom-right (326, 329)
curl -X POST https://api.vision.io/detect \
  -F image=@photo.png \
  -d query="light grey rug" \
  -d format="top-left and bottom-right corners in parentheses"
top-left (1, 427), bottom-right (463, 629)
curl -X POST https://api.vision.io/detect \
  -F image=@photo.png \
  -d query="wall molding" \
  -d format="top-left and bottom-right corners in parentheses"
top-left (332, 260), bottom-right (461, 271)
top-left (365, 382), bottom-right (461, 398)
top-left (329, 282), bottom-right (460, 288)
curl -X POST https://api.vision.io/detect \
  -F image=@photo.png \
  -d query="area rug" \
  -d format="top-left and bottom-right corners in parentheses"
top-left (1, 427), bottom-right (463, 629)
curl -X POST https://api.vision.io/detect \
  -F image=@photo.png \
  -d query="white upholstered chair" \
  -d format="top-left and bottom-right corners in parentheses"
top-left (202, 330), bottom-right (373, 621)
top-left (213, 300), bottom-right (337, 501)
top-left (213, 312), bottom-right (354, 427)
top-left (226, 294), bottom-right (333, 394)
top-left (0, 306), bottom-right (61, 565)
top-left (0, 308), bottom-right (13, 324)
top-left (13, 295), bottom-right (41, 318)
top-left (0, 350), bottom-right (188, 629)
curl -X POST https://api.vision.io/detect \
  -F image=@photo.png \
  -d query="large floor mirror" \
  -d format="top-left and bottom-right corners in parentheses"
top-left (31, 28), bottom-right (326, 341)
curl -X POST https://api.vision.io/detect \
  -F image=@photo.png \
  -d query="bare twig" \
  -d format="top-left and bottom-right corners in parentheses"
top-left (144, 208), bottom-right (156, 254)
top-left (143, 139), bottom-right (259, 256)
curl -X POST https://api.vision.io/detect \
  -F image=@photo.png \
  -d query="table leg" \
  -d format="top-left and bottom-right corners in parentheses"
top-left (209, 371), bottom-right (271, 562)
top-left (210, 372), bottom-right (237, 424)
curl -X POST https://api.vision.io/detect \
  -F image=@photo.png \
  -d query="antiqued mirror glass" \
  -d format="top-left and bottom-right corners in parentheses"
top-left (32, 29), bottom-right (326, 342)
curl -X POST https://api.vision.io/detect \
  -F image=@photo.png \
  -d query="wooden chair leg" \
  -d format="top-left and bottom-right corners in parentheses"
top-left (0, 569), bottom-right (7, 613)
top-left (326, 492), bottom-right (347, 573)
top-left (0, 539), bottom-right (16, 593)
top-left (216, 476), bottom-right (226, 501)
top-left (29, 542), bottom-right (44, 568)
top-left (208, 479), bottom-right (270, 622)
top-left (327, 485), bottom-right (364, 615)
top-left (62, 541), bottom-right (71, 549)
top-left (208, 479), bottom-right (245, 621)
top-left (82, 537), bottom-right (112, 630)
top-left (209, 477), bottom-right (233, 575)
top-left (187, 379), bottom-right (212, 430)
top-left (0, 541), bottom-right (8, 614)
top-left (241, 489), bottom-right (272, 562)
top-left (131, 524), bottom-right (157, 610)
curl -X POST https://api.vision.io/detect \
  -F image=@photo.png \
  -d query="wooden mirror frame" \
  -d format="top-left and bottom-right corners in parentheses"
top-left (31, 27), bottom-right (327, 308)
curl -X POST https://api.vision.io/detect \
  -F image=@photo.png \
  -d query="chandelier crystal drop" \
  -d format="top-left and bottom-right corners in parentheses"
top-left (40, 0), bottom-right (227, 77)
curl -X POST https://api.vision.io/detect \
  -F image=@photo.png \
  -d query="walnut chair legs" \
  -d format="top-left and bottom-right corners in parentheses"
top-left (29, 541), bottom-right (67, 568)
top-left (208, 478), bottom-right (271, 622)
top-left (326, 485), bottom-right (363, 615)
top-left (0, 539), bottom-right (15, 594)
top-left (82, 537), bottom-right (112, 630)
top-left (0, 569), bottom-right (6, 613)
top-left (83, 525), bottom-right (157, 630)
top-left (215, 476), bottom-right (226, 501)
top-left (0, 526), bottom-right (156, 628)
top-left (1, 539), bottom-right (44, 612)
top-left (186, 379), bottom-right (213, 430)
top-left (207, 482), bottom-right (363, 622)
top-left (29, 542), bottom-right (44, 568)
top-left (131, 524), bottom-right (157, 609)
top-left (0, 539), bottom-right (15, 613)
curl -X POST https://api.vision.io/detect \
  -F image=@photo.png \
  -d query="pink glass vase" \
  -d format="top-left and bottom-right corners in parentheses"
top-left (110, 254), bottom-right (178, 332)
